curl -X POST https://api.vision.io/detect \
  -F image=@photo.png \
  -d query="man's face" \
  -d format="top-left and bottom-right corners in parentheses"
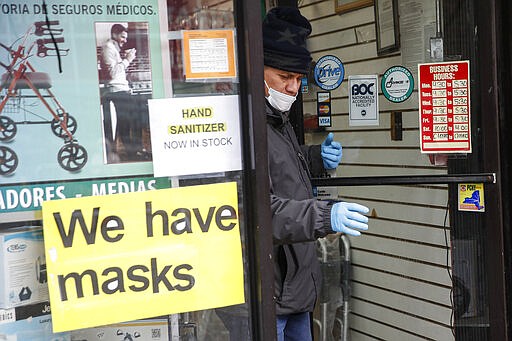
top-left (113, 31), bottom-right (128, 47)
top-left (264, 66), bottom-right (304, 97)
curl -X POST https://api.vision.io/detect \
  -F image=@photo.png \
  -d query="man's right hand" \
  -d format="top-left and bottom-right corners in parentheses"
top-left (125, 48), bottom-right (136, 63)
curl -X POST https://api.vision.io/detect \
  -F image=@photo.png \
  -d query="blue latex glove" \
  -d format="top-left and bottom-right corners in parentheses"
top-left (321, 133), bottom-right (342, 169)
top-left (331, 202), bottom-right (369, 236)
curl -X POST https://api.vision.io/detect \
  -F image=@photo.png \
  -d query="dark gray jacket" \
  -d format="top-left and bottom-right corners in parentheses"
top-left (266, 103), bottom-right (334, 315)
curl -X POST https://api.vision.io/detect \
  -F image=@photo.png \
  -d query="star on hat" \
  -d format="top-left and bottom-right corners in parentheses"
top-left (276, 28), bottom-right (298, 45)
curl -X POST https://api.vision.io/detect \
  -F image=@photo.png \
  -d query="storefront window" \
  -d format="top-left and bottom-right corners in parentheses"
top-left (0, 0), bottom-right (258, 339)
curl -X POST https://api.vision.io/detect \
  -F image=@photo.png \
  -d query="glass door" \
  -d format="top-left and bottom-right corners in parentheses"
top-left (160, 1), bottom-right (273, 339)
top-left (294, 0), bottom-right (507, 339)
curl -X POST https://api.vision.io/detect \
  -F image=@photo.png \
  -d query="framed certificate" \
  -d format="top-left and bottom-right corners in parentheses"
top-left (374, 0), bottom-right (400, 55)
top-left (335, 0), bottom-right (373, 14)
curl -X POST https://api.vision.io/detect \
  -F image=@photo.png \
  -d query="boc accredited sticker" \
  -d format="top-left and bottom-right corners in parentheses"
top-left (314, 55), bottom-right (344, 91)
top-left (349, 75), bottom-right (379, 126)
top-left (381, 66), bottom-right (414, 103)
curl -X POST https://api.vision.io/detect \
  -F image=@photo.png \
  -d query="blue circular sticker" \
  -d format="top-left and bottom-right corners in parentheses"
top-left (314, 55), bottom-right (344, 91)
top-left (381, 66), bottom-right (414, 103)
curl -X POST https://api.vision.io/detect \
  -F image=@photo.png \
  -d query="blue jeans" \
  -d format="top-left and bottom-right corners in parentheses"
top-left (277, 312), bottom-right (312, 341)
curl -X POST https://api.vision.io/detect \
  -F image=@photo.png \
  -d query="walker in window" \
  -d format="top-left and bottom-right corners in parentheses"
top-left (0, 21), bottom-right (87, 175)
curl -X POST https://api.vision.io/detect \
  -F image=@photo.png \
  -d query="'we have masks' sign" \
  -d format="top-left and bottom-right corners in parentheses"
top-left (42, 182), bottom-right (244, 332)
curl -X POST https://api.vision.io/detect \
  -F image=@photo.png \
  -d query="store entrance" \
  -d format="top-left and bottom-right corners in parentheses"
top-left (293, 0), bottom-right (508, 339)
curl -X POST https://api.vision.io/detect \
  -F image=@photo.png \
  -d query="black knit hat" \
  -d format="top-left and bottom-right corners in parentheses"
top-left (262, 7), bottom-right (312, 74)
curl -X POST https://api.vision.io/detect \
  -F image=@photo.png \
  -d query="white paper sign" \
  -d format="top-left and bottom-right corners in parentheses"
top-left (148, 95), bottom-right (242, 177)
top-left (349, 75), bottom-right (379, 126)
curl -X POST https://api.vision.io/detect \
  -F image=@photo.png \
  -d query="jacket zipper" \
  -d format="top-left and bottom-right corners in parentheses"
top-left (276, 120), bottom-right (312, 194)
top-left (297, 151), bottom-right (311, 188)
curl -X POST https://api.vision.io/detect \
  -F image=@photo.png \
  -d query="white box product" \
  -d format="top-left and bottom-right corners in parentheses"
top-left (0, 226), bottom-right (48, 308)
top-left (70, 319), bottom-right (169, 341)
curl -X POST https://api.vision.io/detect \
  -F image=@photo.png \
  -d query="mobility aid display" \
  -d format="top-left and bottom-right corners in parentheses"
top-left (315, 234), bottom-right (352, 341)
top-left (0, 21), bottom-right (87, 176)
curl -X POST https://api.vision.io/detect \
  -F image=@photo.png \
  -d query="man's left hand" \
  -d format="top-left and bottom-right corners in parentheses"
top-left (321, 132), bottom-right (342, 169)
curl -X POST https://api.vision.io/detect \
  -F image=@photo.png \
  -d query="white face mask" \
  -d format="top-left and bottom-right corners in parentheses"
top-left (265, 81), bottom-right (297, 112)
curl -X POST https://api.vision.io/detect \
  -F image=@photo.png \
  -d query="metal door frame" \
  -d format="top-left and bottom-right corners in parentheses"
top-left (234, 0), bottom-right (511, 339)
top-left (235, 1), bottom-right (277, 340)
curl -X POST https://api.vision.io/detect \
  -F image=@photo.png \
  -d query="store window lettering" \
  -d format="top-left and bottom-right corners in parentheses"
top-left (164, 137), bottom-right (232, 149)
top-left (433, 72), bottom-right (455, 80)
top-left (0, 3), bottom-right (30, 14)
top-left (92, 179), bottom-right (157, 196)
top-left (52, 208), bottom-right (125, 247)
top-left (42, 4), bottom-right (104, 15)
top-left (429, 64), bottom-right (458, 73)
top-left (0, 4), bottom-right (105, 15)
top-left (51, 203), bottom-right (237, 247)
top-left (385, 77), bottom-right (404, 88)
top-left (182, 107), bottom-right (213, 118)
top-left (167, 122), bottom-right (226, 134)
top-left (316, 64), bottom-right (342, 78)
top-left (0, 186), bottom-right (65, 210)
top-left (0, 4), bottom-right (156, 16)
top-left (351, 82), bottom-right (375, 95)
top-left (146, 203), bottom-right (238, 236)
top-left (57, 258), bottom-right (195, 301)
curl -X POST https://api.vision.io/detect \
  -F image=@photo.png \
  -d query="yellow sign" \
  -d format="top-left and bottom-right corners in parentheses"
top-left (42, 182), bottom-right (244, 332)
top-left (458, 183), bottom-right (485, 212)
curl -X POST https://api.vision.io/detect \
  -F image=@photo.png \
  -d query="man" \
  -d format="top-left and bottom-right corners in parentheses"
top-left (262, 7), bottom-right (370, 341)
top-left (100, 24), bottom-right (136, 94)
top-left (99, 23), bottom-right (148, 162)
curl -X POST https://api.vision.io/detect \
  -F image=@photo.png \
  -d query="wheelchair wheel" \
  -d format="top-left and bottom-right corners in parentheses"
top-left (0, 146), bottom-right (18, 175)
top-left (51, 113), bottom-right (77, 138)
top-left (57, 142), bottom-right (87, 172)
top-left (0, 116), bottom-right (17, 141)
